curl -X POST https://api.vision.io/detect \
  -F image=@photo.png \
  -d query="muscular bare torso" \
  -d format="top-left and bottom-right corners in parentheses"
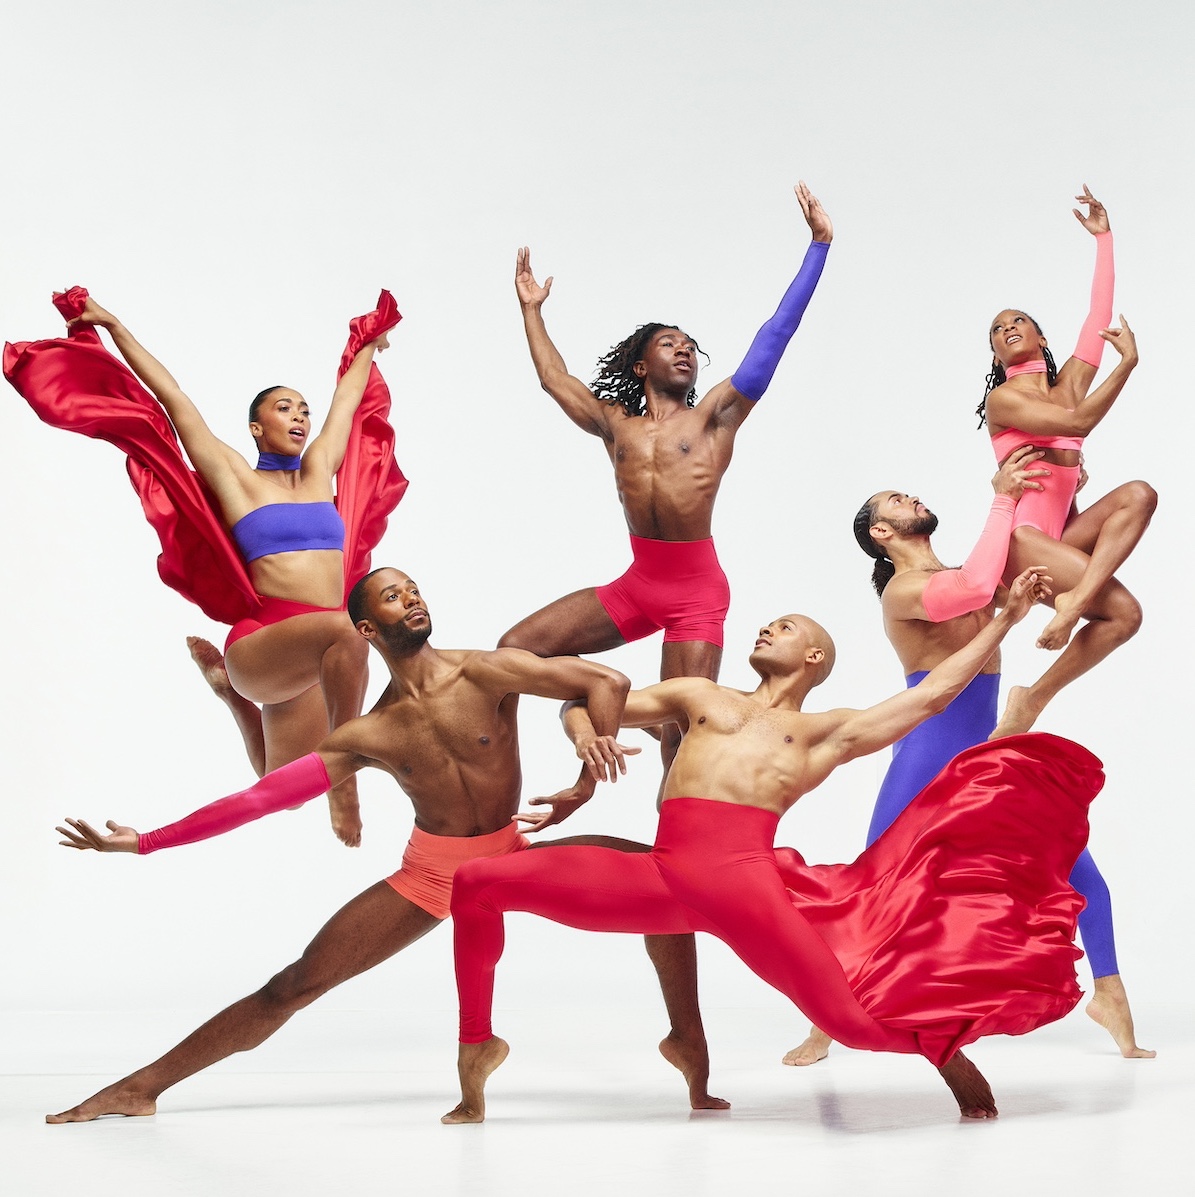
top-left (661, 680), bottom-right (842, 817)
top-left (329, 650), bottom-right (524, 837)
top-left (601, 404), bottom-right (736, 540)
top-left (883, 587), bottom-right (1002, 677)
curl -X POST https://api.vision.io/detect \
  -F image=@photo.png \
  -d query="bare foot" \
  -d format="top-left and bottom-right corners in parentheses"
top-left (937, 1050), bottom-right (997, 1119)
top-left (1086, 975), bottom-right (1156, 1059)
top-left (46, 1080), bottom-right (156, 1124)
top-left (330, 778), bottom-right (363, 848)
top-left (989, 685), bottom-right (1043, 740)
top-left (1037, 591), bottom-right (1083, 650)
top-left (187, 635), bottom-right (236, 698)
top-left (441, 1037), bottom-right (510, 1124)
top-left (658, 1033), bottom-right (731, 1109)
top-left (782, 1028), bottom-right (831, 1067)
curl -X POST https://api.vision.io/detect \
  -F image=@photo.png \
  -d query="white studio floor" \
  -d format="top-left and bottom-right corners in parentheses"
top-left (3, 1000), bottom-right (1187, 1197)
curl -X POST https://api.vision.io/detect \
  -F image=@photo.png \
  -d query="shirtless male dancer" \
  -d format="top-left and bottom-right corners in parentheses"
top-left (499, 182), bottom-right (832, 1103)
top-left (441, 565), bottom-right (1102, 1125)
top-left (47, 567), bottom-right (639, 1124)
top-left (782, 461), bottom-right (1152, 1065)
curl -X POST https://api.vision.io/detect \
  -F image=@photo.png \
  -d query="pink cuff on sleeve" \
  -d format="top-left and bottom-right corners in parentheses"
top-left (1072, 232), bottom-right (1114, 368)
top-left (921, 496), bottom-right (1016, 622)
top-left (138, 753), bottom-right (333, 854)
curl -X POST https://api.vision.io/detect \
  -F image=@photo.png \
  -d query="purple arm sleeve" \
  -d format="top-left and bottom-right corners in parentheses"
top-left (731, 240), bottom-right (830, 401)
top-left (921, 496), bottom-right (1016, 622)
top-left (138, 753), bottom-right (333, 854)
top-left (1072, 232), bottom-right (1114, 368)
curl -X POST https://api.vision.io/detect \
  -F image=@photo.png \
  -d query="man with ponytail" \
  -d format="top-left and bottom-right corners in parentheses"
top-left (782, 452), bottom-right (1154, 1066)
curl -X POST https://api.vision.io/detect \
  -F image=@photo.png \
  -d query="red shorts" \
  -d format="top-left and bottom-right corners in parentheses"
top-left (596, 536), bottom-right (730, 648)
top-left (386, 822), bottom-right (530, 920)
top-left (224, 596), bottom-right (345, 651)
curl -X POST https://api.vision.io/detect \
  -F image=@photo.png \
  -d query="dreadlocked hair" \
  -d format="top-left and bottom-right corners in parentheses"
top-left (852, 498), bottom-right (896, 598)
top-left (591, 323), bottom-right (704, 417)
top-left (976, 313), bottom-right (1059, 427)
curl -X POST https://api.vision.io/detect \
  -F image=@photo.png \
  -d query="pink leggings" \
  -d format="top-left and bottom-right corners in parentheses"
top-left (452, 798), bottom-right (921, 1058)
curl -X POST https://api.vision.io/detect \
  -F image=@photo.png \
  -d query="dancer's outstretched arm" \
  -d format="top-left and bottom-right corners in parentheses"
top-left (699, 181), bottom-right (833, 429)
top-left (986, 317), bottom-right (1138, 438)
top-left (514, 247), bottom-right (605, 435)
top-left (67, 297), bottom-right (248, 494)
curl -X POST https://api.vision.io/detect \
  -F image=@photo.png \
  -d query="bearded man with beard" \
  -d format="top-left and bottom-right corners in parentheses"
top-left (782, 447), bottom-right (1153, 1067)
top-left (48, 567), bottom-right (634, 1124)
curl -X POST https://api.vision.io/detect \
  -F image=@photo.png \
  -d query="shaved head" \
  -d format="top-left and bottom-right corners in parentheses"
top-left (788, 614), bottom-right (836, 687)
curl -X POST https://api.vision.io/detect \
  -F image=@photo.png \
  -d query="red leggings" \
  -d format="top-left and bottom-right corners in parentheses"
top-left (452, 735), bottom-right (1097, 1069)
top-left (452, 798), bottom-right (920, 1057)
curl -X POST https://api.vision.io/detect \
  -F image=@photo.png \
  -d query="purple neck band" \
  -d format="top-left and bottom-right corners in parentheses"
top-left (256, 452), bottom-right (301, 471)
top-left (1004, 360), bottom-right (1049, 378)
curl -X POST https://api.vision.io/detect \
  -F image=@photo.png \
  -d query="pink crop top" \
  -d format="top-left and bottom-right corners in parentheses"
top-left (990, 361), bottom-right (1083, 461)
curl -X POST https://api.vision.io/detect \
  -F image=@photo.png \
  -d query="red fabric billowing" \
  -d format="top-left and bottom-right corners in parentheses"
top-left (773, 732), bottom-right (1097, 1063)
top-left (453, 733), bottom-right (1097, 1063)
top-left (336, 290), bottom-right (408, 592)
top-left (4, 289), bottom-right (406, 625)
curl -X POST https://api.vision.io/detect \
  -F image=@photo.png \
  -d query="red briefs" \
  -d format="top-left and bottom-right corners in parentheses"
top-left (596, 536), bottom-right (730, 648)
top-left (387, 822), bottom-right (529, 920)
top-left (225, 596), bottom-right (345, 651)
top-left (452, 734), bottom-right (1098, 1066)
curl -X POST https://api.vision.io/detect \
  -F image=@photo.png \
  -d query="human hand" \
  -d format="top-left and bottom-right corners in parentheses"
top-left (993, 444), bottom-right (1050, 498)
top-left (574, 733), bottom-right (641, 783)
top-left (1000, 566), bottom-right (1053, 623)
top-left (515, 246), bottom-right (553, 307)
top-left (1073, 184), bottom-right (1109, 235)
top-left (57, 818), bottom-right (139, 853)
top-left (796, 181), bottom-right (833, 243)
top-left (512, 784), bottom-right (592, 833)
top-left (65, 296), bottom-right (118, 331)
top-left (1099, 314), bottom-right (1137, 365)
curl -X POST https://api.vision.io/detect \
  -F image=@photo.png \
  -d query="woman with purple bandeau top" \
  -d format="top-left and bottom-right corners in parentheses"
top-left (976, 185), bottom-right (1156, 739)
top-left (48, 293), bottom-right (396, 847)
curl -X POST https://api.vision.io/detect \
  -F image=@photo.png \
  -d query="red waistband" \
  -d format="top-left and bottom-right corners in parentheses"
top-left (225, 596), bottom-right (345, 649)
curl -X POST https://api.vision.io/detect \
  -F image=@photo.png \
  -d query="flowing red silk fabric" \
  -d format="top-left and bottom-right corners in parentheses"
top-left (3, 288), bottom-right (407, 626)
top-left (773, 732), bottom-right (1098, 1063)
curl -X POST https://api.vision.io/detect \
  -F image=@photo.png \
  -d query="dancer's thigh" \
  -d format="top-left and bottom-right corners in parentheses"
top-left (261, 685), bottom-right (331, 772)
top-left (472, 845), bottom-right (696, 936)
top-left (226, 612), bottom-right (359, 703)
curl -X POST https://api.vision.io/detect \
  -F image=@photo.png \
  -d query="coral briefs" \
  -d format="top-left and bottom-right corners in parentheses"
top-left (386, 822), bottom-right (530, 920)
top-left (224, 596), bottom-right (346, 651)
top-left (596, 536), bottom-right (730, 647)
top-left (453, 735), bottom-right (1098, 1065)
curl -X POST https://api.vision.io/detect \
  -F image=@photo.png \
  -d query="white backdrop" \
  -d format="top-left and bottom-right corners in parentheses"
top-left (1, 1), bottom-right (1187, 1037)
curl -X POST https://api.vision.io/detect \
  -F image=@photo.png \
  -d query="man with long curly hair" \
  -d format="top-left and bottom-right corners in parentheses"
top-left (498, 182), bottom-right (833, 1108)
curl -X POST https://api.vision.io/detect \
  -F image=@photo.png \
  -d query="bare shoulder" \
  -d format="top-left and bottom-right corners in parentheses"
top-left (796, 705), bottom-right (860, 745)
top-left (880, 570), bottom-right (930, 621)
top-left (318, 706), bottom-right (392, 764)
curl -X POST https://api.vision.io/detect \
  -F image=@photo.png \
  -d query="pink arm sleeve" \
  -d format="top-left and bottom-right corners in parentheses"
top-left (921, 495), bottom-right (1016, 622)
top-left (138, 753), bottom-right (332, 854)
top-left (1072, 231), bottom-right (1114, 367)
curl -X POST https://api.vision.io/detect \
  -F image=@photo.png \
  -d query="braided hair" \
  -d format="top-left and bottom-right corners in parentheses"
top-left (591, 323), bottom-right (705, 417)
top-left (976, 313), bottom-right (1059, 427)
top-left (853, 497), bottom-right (896, 598)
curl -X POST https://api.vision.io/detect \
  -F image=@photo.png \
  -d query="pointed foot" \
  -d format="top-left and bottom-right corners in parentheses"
top-left (658, 1033), bottom-right (730, 1110)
